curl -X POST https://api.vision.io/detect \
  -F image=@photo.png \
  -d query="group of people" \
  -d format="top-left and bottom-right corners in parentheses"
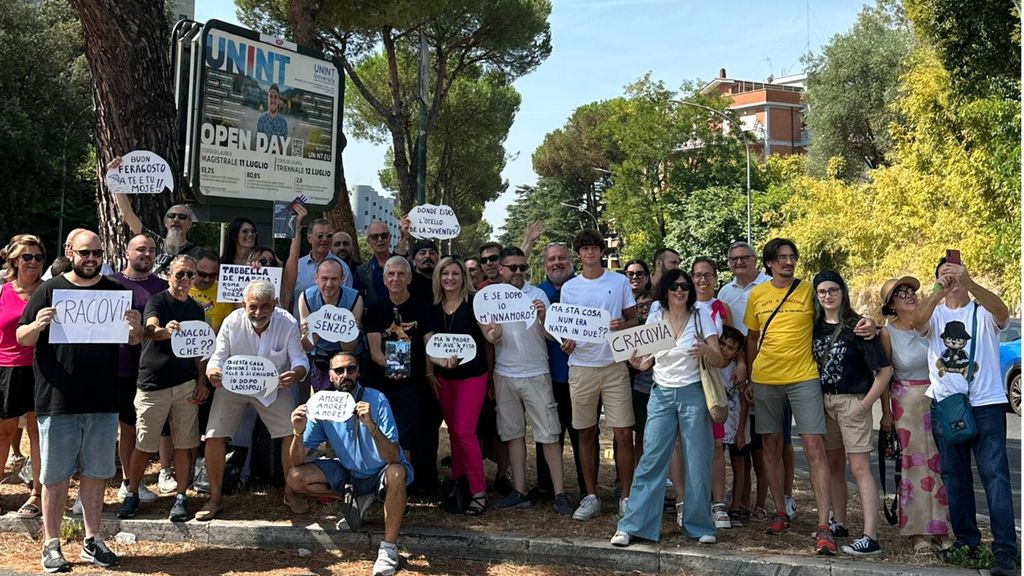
top-left (0, 190), bottom-right (1016, 576)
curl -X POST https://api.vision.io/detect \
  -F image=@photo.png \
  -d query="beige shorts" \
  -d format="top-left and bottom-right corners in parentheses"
top-left (134, 380), bottom-right (200, 452)
top-left (206, 385), bottom-right (296, 440)
top-left (823, 393), bottom-right (872, 453)
top-left (494, 374), bottom-right (561, 444)
top-left (569, 363), bottom-right (634, 429)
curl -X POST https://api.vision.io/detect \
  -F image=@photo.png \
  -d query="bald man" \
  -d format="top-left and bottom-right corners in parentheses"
top-left (41, 228), bottom-right (113, 280)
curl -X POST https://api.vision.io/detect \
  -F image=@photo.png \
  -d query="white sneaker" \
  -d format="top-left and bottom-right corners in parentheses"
top-left (610, 530), bottom-right (631, 547)
top-left (157, 468), bottom-right (178, 494)
top-left (675, 501), bottom-right (685, 528)
top-left (712, 502), bottom-right (731, 529)
top-left (572, 494), bottom-right (601, 521)
top-left (119, 482), bottom-right (159, 503)
top-left (70, 496), bottom-right (83, 516)
top-left (784, 495), bottom-right (797, 520)
top-left (372, 542), bottom-right (399, 576)
top-left (698, 534), bottom-right (717, 544)
top-left (619, 497), bottom-right (629, 517)
top-left (664, 478), bottom-right (673, 489)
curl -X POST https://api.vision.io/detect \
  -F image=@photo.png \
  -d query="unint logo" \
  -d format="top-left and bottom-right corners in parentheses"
top-left (205, 33), bottom-right (290, 86)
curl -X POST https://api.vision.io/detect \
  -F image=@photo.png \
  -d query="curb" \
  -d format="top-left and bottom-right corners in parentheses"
top-left (0, 514), bottom-right (981, 575)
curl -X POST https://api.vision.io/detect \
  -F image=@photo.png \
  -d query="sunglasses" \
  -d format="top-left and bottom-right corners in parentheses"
top-left (239, 228), bottom-right (257, 236)
top-left (257, 257), bottom-right (274, 266)
top-left (331, 365), bottom-right (358, 375)
top-left (312, 233), bottom-right (331, 240)
top-left (165, 213), bottom-right (190, 220)
top-left (668, 282), bottom-right (691, 292)
top-left (174, 271), bottom-right (196, 280)
top-left (481, 255), bottom-right (500, 264)
top-left (625, 271), bottom-right (647, 278)
top-left (19, 254), bottom-right (45, 263)
top-left (369, 232), bottom-right (391, 241)
top-left (74, 249), bottom-right (104, 259)
top-left (196, 271), bottom-right (217, 279)
top-left (502, 264), bottom-right (528, 273)
top-left (333, 241), bottom-right (351, 247)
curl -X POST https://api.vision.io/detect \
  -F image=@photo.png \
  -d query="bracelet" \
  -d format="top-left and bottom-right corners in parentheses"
top-left (932, 282), bottom-right (944, 295)
top-left (292, 430), bottom-right (303, 438)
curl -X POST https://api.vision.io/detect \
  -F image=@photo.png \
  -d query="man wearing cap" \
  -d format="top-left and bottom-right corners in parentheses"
top-left (910, 256), bottom-right (1015, 576)
top-left (408, 239), bottom-right (438, 302)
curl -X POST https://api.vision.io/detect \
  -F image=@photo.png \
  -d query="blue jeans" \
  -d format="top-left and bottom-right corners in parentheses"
top-left (617, 383), bottom-right (714, 541)
top-left (931, 402), bottom-right (1017, 557)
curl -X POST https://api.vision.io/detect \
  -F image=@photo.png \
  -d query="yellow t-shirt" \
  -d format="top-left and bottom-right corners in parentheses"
top-left (189, 282), bottom-right (235, 333)
top-left (743, 279), bottom-right (818, 384)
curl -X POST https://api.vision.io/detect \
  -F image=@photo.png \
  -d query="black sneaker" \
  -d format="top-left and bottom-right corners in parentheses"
top-left (80, 536), bottom-right (119, 568)
top-left (841, 535), bottom-right (882, 556)
top-left (495, 489), bottom-right (531, 509)
top-left (41, 539), bottom-right (70, 573)
top-left (553, 493), bottom-right (574, 516)
top-left (169, 494), bottom-right (189, 522)
top-left (991, 550), bottom-right (1019, 576)
top-left (830, 521), bottom-right (849, 538)
top-left (117, 492), bottom-right (140, 519)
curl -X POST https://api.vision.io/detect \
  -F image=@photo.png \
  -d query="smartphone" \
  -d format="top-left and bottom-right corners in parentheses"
top-left (946, 249), bottom-right (961, 266)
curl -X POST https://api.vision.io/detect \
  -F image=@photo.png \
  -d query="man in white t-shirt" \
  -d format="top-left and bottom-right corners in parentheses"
top-left (480, 247), bottom-right (572, 516)
top-left (910, 256), bottom-right (1015, 575)
top-left (559, 229), bottom-right (637, 521)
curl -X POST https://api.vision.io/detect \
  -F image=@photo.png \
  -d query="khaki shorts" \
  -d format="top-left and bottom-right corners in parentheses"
top-left (569, 363), bottom-right (634, 429)
top-left (205, 385), bottom-right (296, 440)
top-left (494, 374), bottom-right (561, 443)
top-left (135, 380), bottom-right (200, 452)
top-left (823, 393), bottom-right (872, 453)
top-left (752, 379), bottom-right (827, 436)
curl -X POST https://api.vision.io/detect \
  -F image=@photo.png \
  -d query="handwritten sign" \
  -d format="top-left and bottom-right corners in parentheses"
top-left (49, 290), bottom-right (132, 344)
top-left (409, 204), bottom-right (461, 240)
top-left (607, 321), bottom-right (675, 362)
top-left (306, 305), bottom-right (359, 343)
top-left (171, 320), bottom-right (216, 360)
top-left (216, 265), bottom-right (283, 303)
top-left (223, 355), bottom-right (279, 407)
top-left (544, 303), bottom-right (610, 344)
top-left (307, 390), bottom-right (356, 422)
top-left (106, 150), bottom-right (174, 195)
top-left (426, 333), bottom-right (477, 365)
top-left (472, 284), bottom-right (537, 327)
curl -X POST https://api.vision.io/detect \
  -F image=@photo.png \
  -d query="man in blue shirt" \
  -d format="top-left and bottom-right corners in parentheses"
top-left (287, 352), bottom-right (411, 576)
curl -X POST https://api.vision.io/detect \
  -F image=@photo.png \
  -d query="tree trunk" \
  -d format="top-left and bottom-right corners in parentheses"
top-left (70, 0), bottom-right (178, 271)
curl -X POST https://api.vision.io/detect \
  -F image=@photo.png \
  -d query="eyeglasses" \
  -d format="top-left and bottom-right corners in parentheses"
top-left (892, 287), bottom-right (916, 300)
top-left (481, 255), bottom-right (500, 264)
top-left (174, 271), bottom-right (196, 280)
top-left (239, 228), bottom-right (257, 236)
top-left (668, 282), bottom-right (691, 292)
top-left (165, 213), bottom-right (190, 220)
top-left (775, 254), bottom-right (798, 263)
top-left (19, 254), bottom-right (45, 263)
top-left (312, 233), bottom-right (331, 240)
top-left (692, 272), bottom-right (716, 280)
top-left (196, 271), bottom-right (217, 279)
top-left (74, 249), bottom-right (104, 259)
top-left (331, 366), bottom-right (358, 375)
top-left (502, 264), bottom-right (528, 273)
top-left (728, 255), bottom-right (754, 264)
top-left (369, 232), bottom-right (390, 241)
top-left (625, 271), bottom-right (647, 278)
top-left (816, 287), bottom-right (841, 297)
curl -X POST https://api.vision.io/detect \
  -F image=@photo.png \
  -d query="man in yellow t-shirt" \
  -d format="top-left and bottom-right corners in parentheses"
top-left (189, 249), bottom-right (234, 333)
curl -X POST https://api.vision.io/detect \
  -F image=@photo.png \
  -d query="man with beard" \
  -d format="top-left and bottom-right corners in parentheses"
top-left (287, 352), bottom-right (412, 576)
top-left (332, 231), bottom-right (362, 292)
top-left (408, 239), bottom-right (437, 301)
top-left (477, 242), bottom-right (503, 289)
top-left (199, 280), bottom-right (308, 521)
top-left (292, 218), bottom-right (353, 318)
top-left (41, 229), bottom-right (113, 280)
top-left (18, 230), bottom-right (143, 571)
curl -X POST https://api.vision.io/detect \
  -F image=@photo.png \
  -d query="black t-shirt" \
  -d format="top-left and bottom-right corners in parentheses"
top-left (428, 300), bottom-right (488, 380)
top-left (812, 321), bottom-right (890, 395)
top-left (409, 272), bottom-right (434, 303)
top-left (19, 276), bottom-right (127, 416)
top-left (363, 293), bottom-right (430, 396)
top-left (138, 290), bottom-right (206, 391)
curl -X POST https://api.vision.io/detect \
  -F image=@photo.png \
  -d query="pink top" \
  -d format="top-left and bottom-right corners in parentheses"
top-left (0, 282), bottom-right (33, 367)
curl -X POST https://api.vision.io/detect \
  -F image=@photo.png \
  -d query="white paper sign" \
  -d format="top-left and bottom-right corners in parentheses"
top-left (216, 265), bottom-right (283, 303)
top-left (222, 355), bottom-right (279, 407)
top-left (306, 305), bottom-right (359, 343)
top-left (171, 320), bottom-right (216, 360)
top-left (544, 303), bottom-right (611, 344)
top-left (607, 321), bottom-right (676, 362)
top-left (409, 204), bottom-right (461, 240)
top-left (472, 284), bottom-right (537, 327)
top-left (426, 333), bottom-right (477, 365)
top-left (307, 390), bottom-right (356, 422)
top-left (106, 150), bottom-right (174, 195)
top-left (49, 290), bottom-right (132, 344)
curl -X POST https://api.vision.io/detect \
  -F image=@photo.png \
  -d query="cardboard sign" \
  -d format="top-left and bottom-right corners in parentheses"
top-left (306, 305), bottom-right (359, 343)
top-left (216, 265), bottom-right (283, 303)
top-left (171, 320), bottom-right (216, 360)
top-left (49, 290), bottom-right (132, 344)
top-left (607, 321), bottom-right (676, 362)
top-left (408, 204), bottom-right (461, 240)
top-left (472, 284), bottom-right (537, 327)
top-left (222, 355), bottom-right (279, 407)
top-left (544, 303), bottom-right (611, 344)
top-left (426, 333), bottom-right (477, 365)
top-left (307, 390), bottom-right (356, 422)
top-left (106, 150), bottom-right (174, 194)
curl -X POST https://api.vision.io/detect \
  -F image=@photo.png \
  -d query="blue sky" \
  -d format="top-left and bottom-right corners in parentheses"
top-left (195, 0), bottom-right (865, 235)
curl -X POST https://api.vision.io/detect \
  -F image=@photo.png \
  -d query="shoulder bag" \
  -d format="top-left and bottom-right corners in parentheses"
top-left (757, 279), bottom-right (801, 351)
top-left (695, 311), bottom-right (729, 424)
top-left (933, 303), bottom-right (979, 445)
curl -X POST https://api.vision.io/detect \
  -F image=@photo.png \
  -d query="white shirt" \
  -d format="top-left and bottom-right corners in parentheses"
top-left (922, 302), bottom-right (1006, 406)
top-left (208, 307), bottom-right (310, 376)
top-left (489, 282), bottom-right (550, 378)
top-left (694, 298), bottom-right (725, 335)
top-left (647, 307), bottom-right (715, 388)
top-left (561, 270), bottom-right (636, 367)
top-left (717, 271), bottom-right (771, 336)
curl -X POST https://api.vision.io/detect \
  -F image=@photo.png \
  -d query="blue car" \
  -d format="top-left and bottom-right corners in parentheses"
top-left (999, 318), bottom-right (1021, 415)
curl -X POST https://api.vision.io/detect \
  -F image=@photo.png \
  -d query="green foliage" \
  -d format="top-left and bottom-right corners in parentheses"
top-left (500, 179), bottom-right (580, 276)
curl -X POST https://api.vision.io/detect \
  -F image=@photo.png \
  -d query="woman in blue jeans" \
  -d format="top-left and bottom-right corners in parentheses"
top-left (611, 269), bottom-right (724, 546)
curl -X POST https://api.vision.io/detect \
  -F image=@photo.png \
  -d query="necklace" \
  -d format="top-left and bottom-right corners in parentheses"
top-left (666, 309), bottom-right (690, 339)
top-left (443, 298), bottom-right (461, 332)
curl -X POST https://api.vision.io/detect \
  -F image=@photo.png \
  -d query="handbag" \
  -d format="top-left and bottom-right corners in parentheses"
top-left (877, 427), bottom-right (901, 526)
top-left (695, 311), bottom-right (728, 424)
top-left (441, 475), bottom-right (471, 514)
top-left (934, 303), bottom-right (979, 445)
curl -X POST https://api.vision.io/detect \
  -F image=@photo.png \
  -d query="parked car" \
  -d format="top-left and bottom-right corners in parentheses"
top-left (999, 318), bottom-right (1021, 415)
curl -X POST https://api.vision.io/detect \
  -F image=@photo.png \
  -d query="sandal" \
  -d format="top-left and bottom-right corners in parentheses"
top-left (465, 495), bottom-right (487, 516)
top-left (17, 494), bottom-right (41, 519)
top-left (284, 494), bottom-right (312, 515)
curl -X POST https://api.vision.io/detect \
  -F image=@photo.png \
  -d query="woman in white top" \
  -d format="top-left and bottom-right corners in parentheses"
top-left (878, 276), bottom-right (952, 553)
top-left (611, 269), bottom-right (723, 547)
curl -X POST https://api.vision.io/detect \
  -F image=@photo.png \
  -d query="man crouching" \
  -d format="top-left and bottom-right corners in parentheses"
top-left (288, 352), bottom-right (412, 576)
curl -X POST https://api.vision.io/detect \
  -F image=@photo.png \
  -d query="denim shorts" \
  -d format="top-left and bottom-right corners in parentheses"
top-left (38, 413), bottom-right (118, 485)
top-left (312, 459), bottom-right (387, 499)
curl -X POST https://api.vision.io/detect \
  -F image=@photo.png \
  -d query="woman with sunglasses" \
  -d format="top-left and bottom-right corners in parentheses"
top-left (0, 235), bottom-right (46, 518)
top-left (612, 269), bottom-right (723, 547)
top-left (424, 257), bottom-right (489, 515)
top-left (878, 276), bottom-right (952, 553)
top-left (624, 260), bottom-right (652, 299)
top-left (222, 218), bottom-right (258, 266)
